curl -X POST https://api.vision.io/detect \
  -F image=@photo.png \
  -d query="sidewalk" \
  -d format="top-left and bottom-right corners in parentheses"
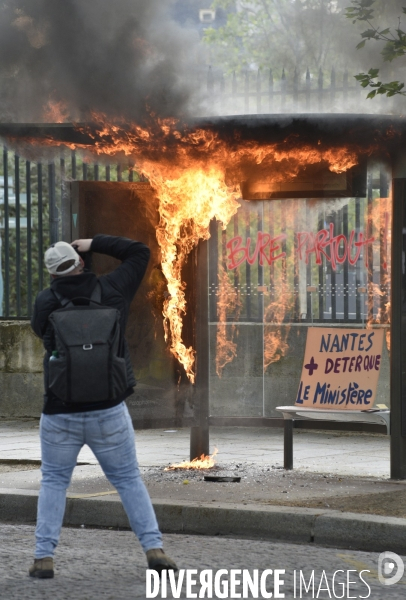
top-left (1, 418), bottom-right (406, 553)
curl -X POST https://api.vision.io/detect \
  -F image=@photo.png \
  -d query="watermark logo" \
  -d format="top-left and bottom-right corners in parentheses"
top-left (378, 552), bottom-right (404, 586)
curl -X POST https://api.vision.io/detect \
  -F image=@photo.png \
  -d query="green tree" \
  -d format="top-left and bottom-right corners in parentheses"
top-left (203, 0), bottom-right (362, 76)
top-left (346, 0), bottom-right (406, 98)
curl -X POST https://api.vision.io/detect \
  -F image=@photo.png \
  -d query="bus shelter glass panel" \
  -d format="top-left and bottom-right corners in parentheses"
top-left (208, 163), bottom-right (391, 417)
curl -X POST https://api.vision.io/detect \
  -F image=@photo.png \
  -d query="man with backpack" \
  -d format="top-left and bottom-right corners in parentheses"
top-left (29, 235), bottom-right (178, 578)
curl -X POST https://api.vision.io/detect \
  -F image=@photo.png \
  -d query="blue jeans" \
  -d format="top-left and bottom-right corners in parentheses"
top-left (35, 402), bottom-right (162, 558)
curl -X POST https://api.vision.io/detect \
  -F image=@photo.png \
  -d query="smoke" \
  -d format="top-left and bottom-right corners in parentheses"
top-left (0, 1), bottom-right (403, 125)
top-left (201, 0), bottom-right (406, 117)
top-left (0, 0), bottom-right (201, 123)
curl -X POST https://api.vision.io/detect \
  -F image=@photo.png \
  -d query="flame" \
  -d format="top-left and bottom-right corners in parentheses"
top-left (263, 201), bottom-right (297, 369)
top-left (146, 165), bottom-right (240, 383)
top-left (164, 447), bottom-right (218, 470)
top-left (216, 265), bottom-right (242, 377)
top-left (11, 116), bottom-right (376, 381)
top-left (365, 195), bottom-right (392, 351)
top-left (264, 280), bottom-right (295, 368)
top-left (84, 119), bottom-right (365, 381)
top-left (43, 99), bottom-right (69, 123)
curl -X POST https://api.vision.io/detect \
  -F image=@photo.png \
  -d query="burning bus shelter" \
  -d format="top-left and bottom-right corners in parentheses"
top-left (1, 113), bottom-right (406, 478)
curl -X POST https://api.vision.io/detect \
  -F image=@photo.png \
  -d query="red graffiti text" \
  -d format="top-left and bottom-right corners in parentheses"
top-left (296, 223), bottom-right (375, 270)
top-left (226, 232), bottom-right (287, 270)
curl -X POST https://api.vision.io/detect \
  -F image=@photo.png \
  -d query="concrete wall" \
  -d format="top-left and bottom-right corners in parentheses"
top-left (0, 320), bottom-right (391, 421)
top-left (0, 321), bottom-right (44, 417)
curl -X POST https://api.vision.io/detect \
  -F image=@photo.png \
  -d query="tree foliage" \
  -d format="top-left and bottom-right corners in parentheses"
top-left (346, 0), bottom-right (406, 97)
top-left (203, 0), bottom-right (361, 76)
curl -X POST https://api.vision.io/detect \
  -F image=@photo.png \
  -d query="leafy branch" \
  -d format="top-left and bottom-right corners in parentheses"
top-left (355, 69), bottom-right (406, 98)
top-left (346, 0), bottom-right (406, 98)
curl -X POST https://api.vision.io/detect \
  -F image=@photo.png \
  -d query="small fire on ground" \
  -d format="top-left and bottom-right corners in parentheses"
top-left (164, 447), bottom-right (218, 471)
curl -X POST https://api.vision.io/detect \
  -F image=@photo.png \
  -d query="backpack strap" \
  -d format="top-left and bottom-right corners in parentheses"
top-left (90, 282), bottom-right (102, 303)
top-left (52, 290), bottom-right (71, 308)
top-left (52, 282), bottom-right (102, 307)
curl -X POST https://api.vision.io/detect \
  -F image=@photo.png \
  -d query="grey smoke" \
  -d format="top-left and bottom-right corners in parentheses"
top-left (0, 0), bottom-right (201, 123)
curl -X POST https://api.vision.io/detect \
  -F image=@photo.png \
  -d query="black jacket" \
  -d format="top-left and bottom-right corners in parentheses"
top-left (31, 234), bottom-right (150, 414)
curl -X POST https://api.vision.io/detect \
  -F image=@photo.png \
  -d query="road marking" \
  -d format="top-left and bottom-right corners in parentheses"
top-left (337, 553), bottom-right (379, 581)
top-left (337, 552), bottom-right (406, 586)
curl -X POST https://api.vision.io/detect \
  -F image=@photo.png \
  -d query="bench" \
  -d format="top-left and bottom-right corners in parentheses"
top-left (275, 406), bottom-right (390, 469)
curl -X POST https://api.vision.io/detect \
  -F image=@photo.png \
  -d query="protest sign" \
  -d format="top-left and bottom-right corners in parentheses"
top-left (295, 328), bottom-right (384, 410)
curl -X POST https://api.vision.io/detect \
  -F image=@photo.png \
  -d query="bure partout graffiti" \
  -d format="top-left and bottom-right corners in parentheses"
top-left (225, 212), bottom-right (390, 271)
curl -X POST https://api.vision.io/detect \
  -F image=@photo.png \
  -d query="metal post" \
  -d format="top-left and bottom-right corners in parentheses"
top-left (48, 162), bottom-right (58, 244)
top-left (3, 148), bottom-right (9, 317)
top-left (355, 198), bottom-right (361, 321)
top-left (268, 69), bottom-right (274, 113)
top-left (207, 66), bottom-right (214, 114)
top-left (390, 177), bottom-right (406, 478)
top-left (190, 238), bottom-right (210, 460)
top-left (330, 67), bottom-right (336, 107)
top-left (343, 71), bottom-right (348, 106)
top-left (307, 287), bottom-right (317, 325)
top-left (26, 160), bottom-right (32, 316)
top-left (284, 419), bottom-right (293, 470)
top-left (37, 163), bottom-right (43, 292)
top-left (305, 68), bottom-right (311, 112)
top-left (256, 68), bottom-right (261, 114)
top-left (71, 151), bottom-right (76, 179)
top-left (232, 71), bottom-right (237, 112)
top-left (281, 69), bottom-right (286, 112)
top-left (293, 68), bottom-right (298, 112)
top-left (15, 154), bottom-right (21, 316)
top-left (219, 71), bottom-right (225, 115)
top-left (190, 426), bottom-right (209, 462)
top-left (61, 158), bottom-right (72, 242)
top-left (244, 69), bottom-right (249, 114)
top-left (343, 204), bottom-right (349, 320)
top-left (318, 69), bottom-right (323, 112)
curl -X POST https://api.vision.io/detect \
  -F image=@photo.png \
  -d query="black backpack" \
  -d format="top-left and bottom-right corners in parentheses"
top-left (47, 283), bottom-right (128, 404)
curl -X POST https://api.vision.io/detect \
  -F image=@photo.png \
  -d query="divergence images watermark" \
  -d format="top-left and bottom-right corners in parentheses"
top-left (146, 554), bottom-right (405, 598)
top-left (378, 552), bottom-right (405, 586)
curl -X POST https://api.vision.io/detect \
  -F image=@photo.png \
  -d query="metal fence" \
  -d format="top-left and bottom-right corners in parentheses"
top-left (0, 149), bottom-right (393, 323)
top-left (202, 67), bottom-right (392, 115)
top-left (209, 163), bottom-right (391, 327)
top-left (0, 68), bottom-right (395, 320)
top-left (0, 150), bottom-right (140, 318)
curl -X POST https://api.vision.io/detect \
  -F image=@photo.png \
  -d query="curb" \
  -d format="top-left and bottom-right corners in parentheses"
top-left (1, 488), bottom-right (405, 554)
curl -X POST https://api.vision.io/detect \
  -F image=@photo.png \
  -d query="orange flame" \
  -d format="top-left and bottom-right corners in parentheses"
top-left (87, 120), bottom-right (364, 382)
top-left (164, 447), bottom-right (218, 470)
top-left (12, 116), bottom-right (377, 381)
top-left (365, 194), bottom-right (392, 351)
top-left (147, 165), bottom-right (240, 383)
top-left (264, 279), bottom-right (295, 368)
top-left (42, 99), bottom-right (69, 123)
top-left (216, 265), bottom-right (242, 377)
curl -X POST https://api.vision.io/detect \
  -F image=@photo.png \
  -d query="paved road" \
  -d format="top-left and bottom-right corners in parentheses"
top-left (1, 524), bottom-right (405, 599)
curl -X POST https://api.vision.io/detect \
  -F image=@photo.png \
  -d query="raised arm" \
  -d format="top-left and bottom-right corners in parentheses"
top-left (73, 234), bottom-right (151, 303)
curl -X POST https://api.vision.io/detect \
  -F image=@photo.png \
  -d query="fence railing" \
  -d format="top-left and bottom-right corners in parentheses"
top-left (0, 150), bottom-right (140, 318)
top-left (201, 67), bottom-right (393, 115)
top-left (208, 163), bottom-right (391, 332)
top-left (0, 69), bottom-right (396, 319)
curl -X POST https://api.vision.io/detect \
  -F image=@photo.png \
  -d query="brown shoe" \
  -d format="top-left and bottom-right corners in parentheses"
top-left (146, 549), bottom-right (178, 574)
top-left (29, 557), bottom-right (54, 579)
